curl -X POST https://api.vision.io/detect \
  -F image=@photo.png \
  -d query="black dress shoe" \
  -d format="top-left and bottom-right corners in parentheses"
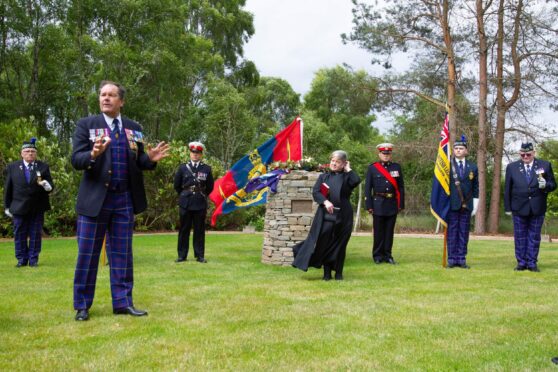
top-left (75, 309), bottom-right (89, 321)
top-left (334, 273), bottom-right (344, 281)
top-left (373, 259), bottom-right (382, 264)
top-left (386, 258), bottom-right (397, 265)
top-left (527, 266), bottom-right (540, 272)
top-left (196, 258), bottom-right (207, 263)
top-left (113, 306), bottom-right (148, 316)
top-left (446, 263), bottom-right (456, 268)
top-left (175, 258), bottom-right (186, 263)
top-left (29, 262), bottom-right (38, 267)
top-left (459, 264), bottom-right (470, 269)
top-left (514, 265), bottom-right (527, 271)
top-left (552, 357), bottom-right (558, 364)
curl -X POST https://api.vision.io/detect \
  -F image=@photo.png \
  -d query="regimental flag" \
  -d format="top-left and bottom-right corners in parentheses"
top-left (209, 117), bottom-right (303, 226)
top-left (430, 113), bottom-right (451, 227)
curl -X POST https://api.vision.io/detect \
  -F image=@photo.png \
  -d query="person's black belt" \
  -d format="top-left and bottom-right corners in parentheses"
top-left (374, 192), bottom-right (394, 198)
top-left (185, 186), bottom-right (201, 192)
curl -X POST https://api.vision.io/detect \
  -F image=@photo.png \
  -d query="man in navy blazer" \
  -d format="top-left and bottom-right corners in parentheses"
top-left (447, 136), bottom-right (479, 269)
top-left (4, 138), bottom-right (54, 267)
top-left (504, 142), bottom-right (556, 272)
top-left (72, 80), bottom-right (170, 321)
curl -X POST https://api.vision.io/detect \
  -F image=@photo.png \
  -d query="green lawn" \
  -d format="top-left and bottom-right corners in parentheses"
top-left (1, 234), bottom-right (558, 371)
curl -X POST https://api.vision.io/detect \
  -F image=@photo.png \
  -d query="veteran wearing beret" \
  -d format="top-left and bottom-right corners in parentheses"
top-left (364, 143), bottom-right (405, 264)
top-left (4, 138), bottom-right (54, 267)
top-left (71, 80), bottom-right (170, 321)
top-left (504, 142), bottom-right (556, 272)
top-left (447, 135), bottom-right (479, 269)
top-left (174, 141), bottom-right (214, 263)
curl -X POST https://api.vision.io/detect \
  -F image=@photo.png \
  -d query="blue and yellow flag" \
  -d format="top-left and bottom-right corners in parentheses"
top-left (430, 113), bottom-right (451, 227)
top-left (209, 117), bottom-right (303, 225)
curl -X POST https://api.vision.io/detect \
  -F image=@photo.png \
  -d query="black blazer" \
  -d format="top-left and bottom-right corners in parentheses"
top-left (449, 158), bottom-right (479, 211)
top-left (504, 158), bottom-right (556, 217)
top-left (4, 160), bottom-right (54, 215)
top-left (71, 114), bottom-right (156, 217)
top-left (173, 161), bottom-right (214, 211)
top-left (364, 161), bottom-right (405, 216)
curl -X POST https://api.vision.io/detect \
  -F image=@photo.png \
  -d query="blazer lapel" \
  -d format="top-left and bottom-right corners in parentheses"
top-left (28, 163), bottom-right (37, 184)
top-left (462, 160), bottom-right (468, 181)
top-left (18, 161), bottom-right (28, 184)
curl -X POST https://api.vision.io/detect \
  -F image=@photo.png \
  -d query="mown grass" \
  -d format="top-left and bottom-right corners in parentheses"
top-left (1, 234), bottom-right (558, 371)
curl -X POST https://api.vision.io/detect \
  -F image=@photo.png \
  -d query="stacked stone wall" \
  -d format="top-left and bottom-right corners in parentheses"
top-left (261, 170), bottom-right (319, 265)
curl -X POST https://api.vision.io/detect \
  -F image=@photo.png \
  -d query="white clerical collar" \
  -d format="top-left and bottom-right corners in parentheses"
top-left (102, 113), bottom-right (122, 131)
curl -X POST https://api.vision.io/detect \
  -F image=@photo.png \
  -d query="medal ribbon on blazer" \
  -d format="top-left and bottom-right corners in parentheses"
top-left (372, 162), bottom-right (401, 209)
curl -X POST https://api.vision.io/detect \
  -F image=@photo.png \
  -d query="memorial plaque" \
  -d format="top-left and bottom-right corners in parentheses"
top-left (291, 200), bottom-right (313, 213)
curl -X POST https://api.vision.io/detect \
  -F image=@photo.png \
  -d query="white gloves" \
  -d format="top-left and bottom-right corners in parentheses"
top-left (505, 211), bottom-right (512, 216)
top-left (539, 177), bottom-right (546, 189)
top-left (471, 198), bottom-right (479, 216)
top-left (39, 180), bottom-right (52, 192)
top-left (5, 208), bottom-right (13, 218)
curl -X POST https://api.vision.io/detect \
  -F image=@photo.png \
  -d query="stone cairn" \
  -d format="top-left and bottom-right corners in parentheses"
top-left (261, 170), bottom-right (320, 266)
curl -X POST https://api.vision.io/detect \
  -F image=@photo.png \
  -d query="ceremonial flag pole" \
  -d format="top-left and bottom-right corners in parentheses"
top-left (430, 113), bottom-right (451, 267)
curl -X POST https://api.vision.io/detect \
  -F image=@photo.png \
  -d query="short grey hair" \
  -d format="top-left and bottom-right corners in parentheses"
top-left (99, 80), bottom-right (126, 100)
top-left (331, 150), bottom-right (348, 162)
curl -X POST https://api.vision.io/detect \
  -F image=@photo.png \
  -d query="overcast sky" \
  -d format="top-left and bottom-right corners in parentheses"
top-left (242, 0), bottom-right (557, 139)
top-left (243, 0), bottom-right (409, 132)
top-left (243, 0), bottom-right (374, 95)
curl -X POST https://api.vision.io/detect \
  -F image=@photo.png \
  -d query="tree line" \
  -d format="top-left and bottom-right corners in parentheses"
top-left (1, 0), bottom-right (557, 237)
top-left (343, 0), bottom-right (558, 233)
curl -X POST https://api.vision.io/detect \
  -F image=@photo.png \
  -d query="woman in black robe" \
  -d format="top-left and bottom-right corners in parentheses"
top-left (292, 150), bottom-right (361, 280)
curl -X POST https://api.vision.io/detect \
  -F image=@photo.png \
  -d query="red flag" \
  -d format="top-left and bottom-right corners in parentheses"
top-left (209, 117), bottom-right (303, 226)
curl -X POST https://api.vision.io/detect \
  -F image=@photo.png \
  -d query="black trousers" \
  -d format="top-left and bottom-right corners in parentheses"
top-left (177, 208), bottom-right (206, 259)
top-left (372, 214), bottom-right (397, 261)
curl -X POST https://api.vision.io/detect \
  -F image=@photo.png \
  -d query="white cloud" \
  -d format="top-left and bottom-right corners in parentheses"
top-left (244, 0), bottom-right (376, 96)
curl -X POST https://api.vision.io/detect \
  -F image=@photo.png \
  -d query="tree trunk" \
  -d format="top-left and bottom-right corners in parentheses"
top-left (488, 0), bottom-right (506, 234)
top-left (442, 0), bottom-right (457, 143)
top-left (488, 0), bottom-right (523, 233)
top-left (474, 0), bottom-right (489, 234)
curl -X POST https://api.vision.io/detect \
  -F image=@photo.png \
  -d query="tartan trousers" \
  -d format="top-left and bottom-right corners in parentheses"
top-left (512, 214), bottom-right (545, 268)
top-left (447, 209), bottom-right (471, 265)
top-left (13, 211), bottom-right (44, 265)
top-left (73, 191), bottom-right (135, 311)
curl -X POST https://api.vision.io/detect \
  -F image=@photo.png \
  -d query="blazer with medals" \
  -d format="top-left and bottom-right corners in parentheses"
top-left (364, 161), bottom-right (405, 216)
top-left (504, 158), bottom-right (556, 217)
top-left (71, 114), bottom-right (156, 217)
top-left (449, 159), bottom-right (479, 211)
top-left (4, 160), bottom-right (54, 216)
top-left (173, 161), bottom-right (214, 211)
